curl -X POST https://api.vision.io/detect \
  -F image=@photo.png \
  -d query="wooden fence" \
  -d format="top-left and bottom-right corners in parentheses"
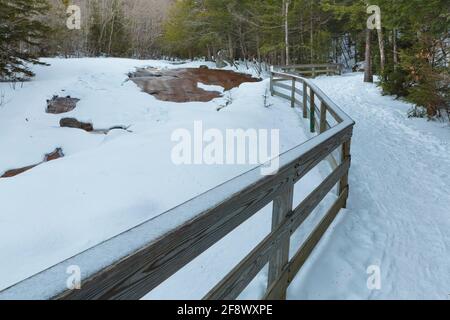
top-left (277, 63), bottom-right (343, 78)
top-left (0, 69), bottom-right (354, 301)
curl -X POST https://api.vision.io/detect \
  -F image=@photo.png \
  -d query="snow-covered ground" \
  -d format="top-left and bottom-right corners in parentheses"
top-left (1, 58), bottom-right (448, 300)
top-left (0, 58), bottom-right (326, 297)
top-left (287, 74), bottom-right (450, 300)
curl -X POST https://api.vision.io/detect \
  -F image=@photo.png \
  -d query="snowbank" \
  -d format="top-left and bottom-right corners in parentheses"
top-left (287, 73), bottom-right (450, 300)
top-left (2, 61), bottom-right (447, 300)
top-left (0, 58), bottom-right (320, 297)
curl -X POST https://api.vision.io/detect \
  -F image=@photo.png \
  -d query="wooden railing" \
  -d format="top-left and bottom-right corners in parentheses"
top-left (0, 70), bottom-right (354, 301)
top-left (277, 63), bottom-right (343, 78)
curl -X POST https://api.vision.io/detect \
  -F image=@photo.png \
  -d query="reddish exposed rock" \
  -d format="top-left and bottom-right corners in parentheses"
top-left (130, 68), bottom-right (260, 103)
top-left (46, 96), bottom-right (80, 114)
top-left (1, 148), bottom-right (64, 178)
top-left (44, 148), bottom-right (64, 161)
top-left (1, 165), bottom-right (37, 178)
top-left (60, 118), bottom-right (94, 132)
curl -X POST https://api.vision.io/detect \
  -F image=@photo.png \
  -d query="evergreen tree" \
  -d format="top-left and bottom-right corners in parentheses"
top-left (377, 0), bottom-right (450, 117)
top-left (0, 0), bottom-right (50, 81)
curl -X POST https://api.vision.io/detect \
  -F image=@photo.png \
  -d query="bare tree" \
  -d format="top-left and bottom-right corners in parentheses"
top-left (283, 0), bottom-right (290, 66)
top-left (45, 0), bottom-right (172, 58)
top-left (364, 28), bottom-right (373, 83)
top-left (377, 27), bottom-right (385, 73)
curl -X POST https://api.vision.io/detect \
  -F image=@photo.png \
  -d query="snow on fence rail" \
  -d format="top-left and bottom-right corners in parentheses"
top-left (0, 69), bottom-right (354, 301)
top-left (276, 63), bottom-right (343, 78)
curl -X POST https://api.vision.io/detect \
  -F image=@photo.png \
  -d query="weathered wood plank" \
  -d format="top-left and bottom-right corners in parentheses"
top-left (0, 120), bottom-right (350, 300)
top-left (56, 124), bottom-right (353, 300)
top-left (303, 82), bottom-right (308, 119)
top-left (264, 187), bottom-right (349, 300)
top-left (290, 78), bottom-right (296, 108)
top-left (281, 63), bottom-right (341, 69)
top-left (273, 82), bottom-right (291, 91)
top-left (326, 154), bottom-right (339, 171)
top-left (314, 118), bottom-right (320, 135)
top-left (203, 217), bottom-right (291, 300)
top-left (267, 184), bottom-right (293, 299)
top-left (283, 69), bottom-right (340, 77)
top-left (272, 90), bottom-right (291, 101)
top-left (310, 91), bottom-right (316, 133)
top-left (291, 159), bottom-right (350, 232)
top-left (326, 105), bottom-right (344, 123)
top-left (293, 127), bottom-right (352, 184)
top-left (272, 76), bottom-right (293, 81)
top-left (339, 140), bottom-right (351, 207)
top-left (0, 69), bottom-right (355, 301)
top-left (272, 71), bottom-right (352, 126)
top-left (57, 171), bottom-right (296, 300)
top-left (320, 101), bottom-right (327, 134)
top-left (270, 73), bottom-right (274, 95)
top-left (204, 159), bottom-right (351, 300)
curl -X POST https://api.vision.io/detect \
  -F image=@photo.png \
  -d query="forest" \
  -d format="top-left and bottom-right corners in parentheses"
top-left (0, 0), bottom-right (450, 302)
top-left (0, 0), bottom-right (449, 118)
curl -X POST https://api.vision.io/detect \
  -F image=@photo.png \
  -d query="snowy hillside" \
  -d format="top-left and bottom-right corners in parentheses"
top-left (288, 74), bottom-right (450, 300)
top-left (0, 59), bottom-right (448, 300)
top-left (0, 58), bottom-right (322, 296)
top-left (146, 73), bottom-right (450, 300)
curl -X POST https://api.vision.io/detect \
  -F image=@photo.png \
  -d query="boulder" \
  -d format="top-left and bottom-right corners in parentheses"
top-left (60, 118), bottom-right (94, 132)
top-left (46, 95), bottom-right (79, 114)
top-left (45, 148), bottom-right (64, 161)
top-left (1, 148), bottom-right (64, 178)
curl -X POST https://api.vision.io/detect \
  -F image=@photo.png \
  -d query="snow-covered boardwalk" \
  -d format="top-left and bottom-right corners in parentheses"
top-left (288, 74), bottom-right (450, 299)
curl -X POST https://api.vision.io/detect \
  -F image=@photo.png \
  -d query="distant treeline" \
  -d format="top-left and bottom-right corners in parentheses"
top-left (161, 0), bottom-right (449, 118)
top-left (0, 0), bottom-right (449, 118)
top-left (44, 0), bottom-right (173, 58)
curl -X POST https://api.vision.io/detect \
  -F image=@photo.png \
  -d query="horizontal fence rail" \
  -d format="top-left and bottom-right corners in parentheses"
top-left (0, 68), bottom-right (354, 301)
top-left (276, 63), bottom-right (343, 78)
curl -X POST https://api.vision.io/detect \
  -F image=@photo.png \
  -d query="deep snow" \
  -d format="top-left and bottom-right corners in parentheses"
top-left (0, 58), bottom-right (324, 297)
top-left (287, 74), bottom-right (450, 300)
top-left (0, 59), bottom-right (448, 300)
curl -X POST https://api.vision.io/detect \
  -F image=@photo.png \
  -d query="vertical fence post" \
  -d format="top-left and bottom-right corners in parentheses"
top-left (310, 91), bottom-right (315, 133)
top-left (338, 140), bottom-right (351, 208)
top-left (270, 72), bottom-right (274, 96)
top-left (312, 67), bottom-right (316, 78)
top-left (320, 101), bottom-right (327, 133)
top-left (302, 82), bottom-right (308, 118)
top-left (267, 183), bottom-right (293, 300)
top-left (290, 77), bottom-right (296, 108)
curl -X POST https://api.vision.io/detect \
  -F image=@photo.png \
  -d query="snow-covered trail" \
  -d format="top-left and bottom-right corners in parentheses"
top-left (1, 59), bottom-right (448, 299)
top-left (288, 73), bottom-right (450, 299)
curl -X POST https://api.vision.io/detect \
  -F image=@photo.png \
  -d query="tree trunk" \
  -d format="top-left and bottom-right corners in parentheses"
top-left (364, 28), bottom-right (373, 83)
top-left (239, 24), bottom-right (247, 62)
top-left (310, 0), bottom-right (314, 63)
top-left (228, 34), bottom-right (234, 62)
top-left (393, 29), bottom-right (398, 69)
top-left (256, 34), bottom-right (261, 63)
top-left (108, 14), bottom-right (116, 56)
top-left (206, 46), bottom-right (212, 61)
top-left (284, 0), bottom-right (290, 66)
top-left (377, 27), bottom-right (385, 73)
